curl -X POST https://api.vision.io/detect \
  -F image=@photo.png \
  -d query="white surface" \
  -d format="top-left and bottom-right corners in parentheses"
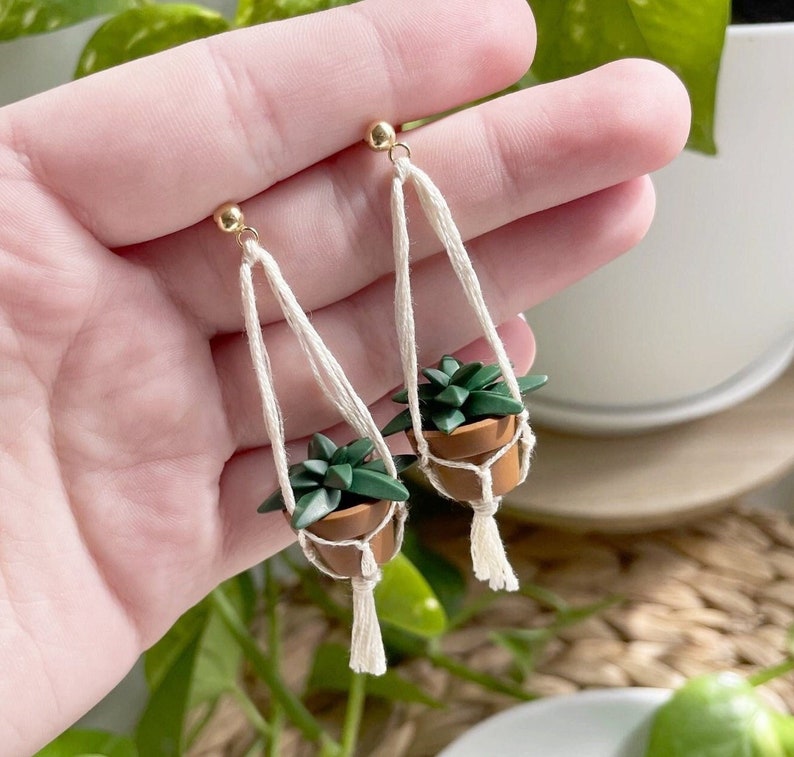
top-left (439, 688), bottom-right (671, 757)
top-left (527, 23), bottom-right (794, 433)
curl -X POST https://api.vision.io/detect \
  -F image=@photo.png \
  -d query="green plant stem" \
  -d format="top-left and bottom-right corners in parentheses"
top-left (242, 738), bottom-right (266, 757)
top-left (426, 643), bottom-right (536, 701)
top-left (231, 684), bottom-right (271, 741)
top-left (340, 673), bottom-right (367, 757)
top-left (749, 658), bottom-right (794, 687)
top-left (264, 561), bottom-right (286, 757)
top-left (210, 588), bottom-right (341, 755)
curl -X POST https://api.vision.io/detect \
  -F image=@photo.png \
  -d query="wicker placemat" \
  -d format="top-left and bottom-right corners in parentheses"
top-left (192, 505), bottom-right (794, 757)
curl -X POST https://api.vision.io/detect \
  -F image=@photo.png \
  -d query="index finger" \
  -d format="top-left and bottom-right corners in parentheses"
top-left (0, 0), bottom-right (535, 248)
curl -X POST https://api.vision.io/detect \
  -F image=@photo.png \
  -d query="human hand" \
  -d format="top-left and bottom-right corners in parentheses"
top-left (0, 0), bottom-right (689, 752)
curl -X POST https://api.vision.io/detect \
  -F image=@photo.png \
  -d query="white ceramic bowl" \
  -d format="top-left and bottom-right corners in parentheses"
top-left (526, 24), bottom-right (794, 434)
top-left (439, 688), bottom-right (671, 757)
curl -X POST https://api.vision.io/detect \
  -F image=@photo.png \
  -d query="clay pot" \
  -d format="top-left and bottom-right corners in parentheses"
top-left (285, 499), bottom-right (396, 578)
top-left (408, 415), bottom-right (521, 501)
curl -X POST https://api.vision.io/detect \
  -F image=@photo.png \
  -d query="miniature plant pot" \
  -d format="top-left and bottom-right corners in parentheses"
top-left (285, 499), bottom-right (395, 578)
top-left (408, 415), bottom-right (521, 501)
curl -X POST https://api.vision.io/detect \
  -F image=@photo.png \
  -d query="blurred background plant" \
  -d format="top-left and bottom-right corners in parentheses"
top-left (1, 0), bottom-right (732, 152)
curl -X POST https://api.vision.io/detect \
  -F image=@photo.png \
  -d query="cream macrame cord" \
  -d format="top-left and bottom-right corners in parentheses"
top-left (389, 153), bottom-right (536, 592)
top-left (218, 210), bottom-right (406, 676)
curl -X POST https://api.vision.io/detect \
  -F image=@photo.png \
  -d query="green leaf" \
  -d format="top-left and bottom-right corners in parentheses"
top-left (438, 355), bottom-right (462, 377)
top-left (348, 469), bottom-right (409, 502)
top-left (288, 469), bottom-right (322, 489)
top-left (528, 0), bottom-right (729, 154)
top-left (75, 4), bottom-right (230, 78)
top-left (391, 387), bottom-right (409, 403)
top-left (381, 409), bottom-right (413, 437)
top-left (431, 406), bottom-right (466, 434)
top-left (0, 0), bottom-right (138, 42)
top-left (324, 462), bottom-right (353, 490)
top-left (465, 390), bottom-right (524, 417)
top-left (401, 530), bottom-right (466, 619)
top-left (307, 643), bottom-right (442, 707)
top-left (35, 730), bottom-right (137, 757)
top-left (236, 0), bottom-right (352, 25)
top-left (447, 361), bottom-right (482, 388)
top-left (463, 364), bottom-right (503, 391)
top-left (434, 384), bottom-right (470, 408)
top-left (331, 437), bottom-right (374, 467)
top-left (303, 459), bottom-right (329, 477)
top-left (359, 454), bottom-right (417, 474)
top-left (375, 553), bottom-right (447, 638)
top-left (392, 384), bottom-right (437, 404)
top-left (137, 635), bottom-right (201, 756)
top-left (308, 433), bottom-right (337, 462)
top-left (646, 672), bottom-right (787, 757)
top-left (516, 374), bottom-right (548, 395)
top-left (490, 628), bottom-right (553, 681)
top-left (421, 367), bottom-right (450, 389)
top-left (258, 488), bottom-right (285, 513)
top-left (291, 487), bottom-right (340, 529)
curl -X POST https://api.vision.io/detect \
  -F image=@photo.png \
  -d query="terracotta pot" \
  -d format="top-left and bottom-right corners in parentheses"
top-left (408, 415), bottom-right (521, 501)
top-left (285, 498), bottom-right (395, 578)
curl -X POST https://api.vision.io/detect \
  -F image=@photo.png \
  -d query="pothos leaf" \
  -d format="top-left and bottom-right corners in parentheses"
top-left (0, 0), bottom-right (138, 42)
top-left (34, 729), bottom-right (138, 757)
top-left (528, 0), bottom-right (729, 154)
top-left (75, 4), bottom-right (230, 78)
top-left (140, 574), bottom-right (253, 752)
top-left (235, 0), bottom-right (353, 26)
top-left (375, 553), bottom-right (447, 638)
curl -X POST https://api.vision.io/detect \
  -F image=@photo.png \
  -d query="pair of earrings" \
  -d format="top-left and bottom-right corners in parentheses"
top-left (214, 122), bottom-right (545, 675)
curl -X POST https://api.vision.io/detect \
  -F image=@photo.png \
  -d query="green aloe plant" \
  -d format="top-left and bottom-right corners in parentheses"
top-left (259, 434), bottom-right (416, 530)
top-left (382, 355), bottom-right (548, 436)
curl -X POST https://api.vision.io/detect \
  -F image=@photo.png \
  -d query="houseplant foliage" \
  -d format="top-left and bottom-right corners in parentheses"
top-left (1, 0), bottom-right (729, 152)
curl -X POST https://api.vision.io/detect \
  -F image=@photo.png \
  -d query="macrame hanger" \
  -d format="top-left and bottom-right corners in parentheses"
top-left (367, 122), bottom-right (536, 592)
top-left (214, 203), bottom-right (403, 675)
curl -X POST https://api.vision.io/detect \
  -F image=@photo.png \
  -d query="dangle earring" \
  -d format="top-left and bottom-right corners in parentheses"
top-left (366, 122), bottom-right (547, 593)
top-left (213, 203), bottom-right (412, 676)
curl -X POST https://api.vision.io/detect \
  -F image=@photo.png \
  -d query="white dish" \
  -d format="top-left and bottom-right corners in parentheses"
top-left (438, 688), bottom-right (671, 757)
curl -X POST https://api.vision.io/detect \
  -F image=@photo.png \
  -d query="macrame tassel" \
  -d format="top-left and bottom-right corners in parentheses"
top-left (470, 498), bottom-right (519, 592)
top-left (349, 545), bottom-right (387, 675)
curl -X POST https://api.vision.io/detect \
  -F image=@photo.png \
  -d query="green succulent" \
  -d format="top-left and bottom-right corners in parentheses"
top-left (382, 355), bottom-right (548, 436)
top-left (259, 434), bottom-right (416, 530)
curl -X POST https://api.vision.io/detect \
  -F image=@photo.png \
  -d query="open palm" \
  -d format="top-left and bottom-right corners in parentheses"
top-left (0, 0), bottom-right (689, 752)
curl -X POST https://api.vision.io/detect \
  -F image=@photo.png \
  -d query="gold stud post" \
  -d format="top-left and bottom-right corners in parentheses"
top-left (365, 121), bottom-right (397, 152)
top-left (214, 202), bottom-right (246, 234)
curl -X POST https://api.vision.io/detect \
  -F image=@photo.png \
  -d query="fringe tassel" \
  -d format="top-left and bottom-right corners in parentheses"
top-left (470, 501), bottom-right (519, 592)
top-left (349, 545), bottom-right (386, 675)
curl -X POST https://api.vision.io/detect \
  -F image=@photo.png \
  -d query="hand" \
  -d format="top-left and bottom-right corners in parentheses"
top-left (0, 0), bottom-right (689, 751)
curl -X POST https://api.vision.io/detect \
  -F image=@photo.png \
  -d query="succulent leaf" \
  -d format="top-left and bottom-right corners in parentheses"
top-left (258, 489), bottom-right (285, 514)
top-left (340, 438), bottom-right (375, 467)
top-left (431, 407), bottom-right (467, 434)
top-left (382, 409), bottom-right (414, 437)
top-left (466, 390), bottom-right (524, 417)
top-left (348, 469), bottom-right (410, 502)
top-left (434, 384), bottom-right (470, 408)
top-left (360, 455), bottom-right (418, 474)
top-left (421, 368), bottom-right (450, 388)
top-left (439, 355), bottom-right (462, 376)
top-left (449, 361), bottom-right (483, 387)
top-left (516, 374), bottom-right (549, 394)
top-left (303, 459), bottom-right (330, 477)
top-left (308, 433), bottom-right (337, 462)
top-left (464, 364), bottom-right (504, 391)
top-left (324, 463), bottom-right (353, 490)
top-left (288, 470), bottom-right (322, 489)
top-left (291, 488), bottom-right (341, 530)
top-left (391, 387), bottom-right (409, 403)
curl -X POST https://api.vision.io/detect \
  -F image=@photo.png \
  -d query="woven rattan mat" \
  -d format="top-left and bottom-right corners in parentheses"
top-left (193, 505), bottom-right (794, 757)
